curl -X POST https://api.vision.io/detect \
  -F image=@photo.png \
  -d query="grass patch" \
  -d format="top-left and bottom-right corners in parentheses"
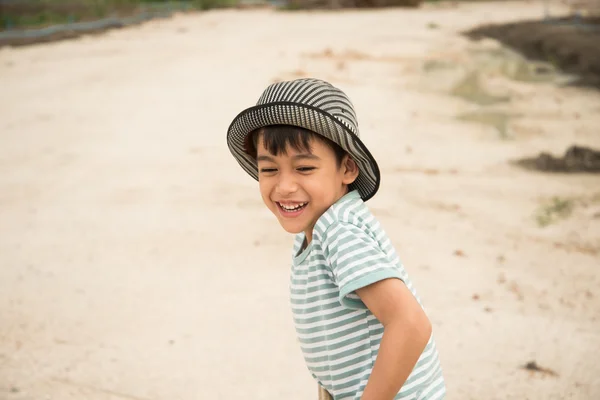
top-left (457, 110), bottom-right (514, 139)
top-left (535, 197), bottom-right (574, 227)
top-left (2, 0), bottom-right (236, 30)
top-left (450, 72), bottom-right (510, 106)
top-left (422, 59), bottom-right (456, 72)
top-left (503, 59), bottom-right (557, 83)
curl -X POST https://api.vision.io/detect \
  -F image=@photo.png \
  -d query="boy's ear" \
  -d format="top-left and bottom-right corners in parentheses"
top-left (341, 155), bottom-right (359, 185)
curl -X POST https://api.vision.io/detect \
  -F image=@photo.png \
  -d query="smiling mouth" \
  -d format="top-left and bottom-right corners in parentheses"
top-left (276, 202), bottom-right (308, 214)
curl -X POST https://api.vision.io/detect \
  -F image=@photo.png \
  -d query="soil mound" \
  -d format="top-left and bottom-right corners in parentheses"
top-left (515, 145), bottom-right (600, 173)
top-left (465, 17), bottom-right (600, 89)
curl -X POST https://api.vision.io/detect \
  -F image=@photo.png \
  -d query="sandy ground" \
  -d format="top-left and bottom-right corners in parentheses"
top-left (1, 2), bottom-right (600, 399)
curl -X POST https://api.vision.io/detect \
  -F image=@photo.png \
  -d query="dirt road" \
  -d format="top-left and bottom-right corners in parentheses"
top-left (1, 2), bottom-right (599, 399)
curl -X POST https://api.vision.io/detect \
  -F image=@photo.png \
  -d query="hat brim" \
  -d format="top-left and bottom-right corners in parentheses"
top-left (227, 101), bottom-right (380, 201)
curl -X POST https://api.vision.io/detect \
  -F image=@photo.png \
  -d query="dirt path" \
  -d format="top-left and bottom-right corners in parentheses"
top-left (1, 2), bottom-right (599, 399)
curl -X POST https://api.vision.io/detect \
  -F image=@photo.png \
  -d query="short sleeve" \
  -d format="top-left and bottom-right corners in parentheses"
top-left (321, 222), bottom-right (403, 309)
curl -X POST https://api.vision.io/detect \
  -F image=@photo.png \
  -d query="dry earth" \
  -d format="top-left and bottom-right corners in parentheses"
top-left (1, 2), bottom-right (599, 399)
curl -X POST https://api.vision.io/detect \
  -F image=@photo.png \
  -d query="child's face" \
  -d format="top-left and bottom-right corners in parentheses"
top-left (256, 135), bottom-right (358, 241)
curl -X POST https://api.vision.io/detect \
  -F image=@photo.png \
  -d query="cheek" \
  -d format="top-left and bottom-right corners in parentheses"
top-left (258, 179), bottom-right (274, 205)
top-left (304, 176), bottom-right (336, 202)
top-left (315, 170), bottom-right (345, 203)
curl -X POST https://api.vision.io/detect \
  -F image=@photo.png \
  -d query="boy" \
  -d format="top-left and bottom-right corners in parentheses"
top-left (227, 78), bottom-right (445, 400)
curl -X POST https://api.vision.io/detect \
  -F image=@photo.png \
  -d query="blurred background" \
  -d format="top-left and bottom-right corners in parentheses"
top-left (1, 0), bottom-right (599, 399)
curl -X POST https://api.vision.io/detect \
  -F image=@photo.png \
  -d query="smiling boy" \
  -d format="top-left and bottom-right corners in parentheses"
top-left (227, 78), bottom-right (445, 400)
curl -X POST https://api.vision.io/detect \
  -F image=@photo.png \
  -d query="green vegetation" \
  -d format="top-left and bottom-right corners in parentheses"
top-left (535, 197), bottom-right (574, 227)
top-left (457, 110), bottom-right (513, 140)
top-left (450, 72), bottom-right (510, 106)
top-left (2, 0), bottom-right (237, 30)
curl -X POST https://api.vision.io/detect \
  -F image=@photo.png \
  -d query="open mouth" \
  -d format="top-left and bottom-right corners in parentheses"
top-left (276, 201), bottom-right (308, 216)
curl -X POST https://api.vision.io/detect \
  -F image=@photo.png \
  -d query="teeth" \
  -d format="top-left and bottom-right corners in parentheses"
top-left (280, 202), bottom-right (306, 211)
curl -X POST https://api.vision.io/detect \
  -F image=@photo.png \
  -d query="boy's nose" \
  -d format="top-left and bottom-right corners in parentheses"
top-left (276, 172), bottom-right (298, 195)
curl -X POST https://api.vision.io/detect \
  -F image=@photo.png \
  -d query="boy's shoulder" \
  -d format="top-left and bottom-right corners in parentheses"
top-left (313, 190), bottom-right (379, 243)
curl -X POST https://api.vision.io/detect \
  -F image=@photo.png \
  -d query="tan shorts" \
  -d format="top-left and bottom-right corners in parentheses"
top-left (318, 385), bottom-right (333, 400)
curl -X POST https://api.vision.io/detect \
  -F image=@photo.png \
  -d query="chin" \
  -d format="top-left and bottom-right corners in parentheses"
top-left (279, 222), bottom-right (305, 235)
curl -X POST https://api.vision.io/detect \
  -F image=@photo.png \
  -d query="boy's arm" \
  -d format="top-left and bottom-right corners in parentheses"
top-left (356, 278), bottom-right (432, 400)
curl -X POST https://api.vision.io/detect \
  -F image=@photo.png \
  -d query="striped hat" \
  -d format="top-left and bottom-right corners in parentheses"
top-left (227, 78), bottom-right (380, 201)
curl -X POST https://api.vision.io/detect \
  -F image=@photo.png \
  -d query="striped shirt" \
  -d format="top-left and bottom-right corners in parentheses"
top-left (291, 190), bottom-right (445, 400)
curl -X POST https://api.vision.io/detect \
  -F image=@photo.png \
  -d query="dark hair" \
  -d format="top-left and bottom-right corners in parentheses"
top-left (244, 125), bottom-right (348, 166)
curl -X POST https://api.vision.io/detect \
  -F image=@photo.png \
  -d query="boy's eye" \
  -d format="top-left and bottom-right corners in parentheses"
top-left (297, 167), bottom-right (316, 172)
top-left (259, 168), bottom-right (277, 173)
